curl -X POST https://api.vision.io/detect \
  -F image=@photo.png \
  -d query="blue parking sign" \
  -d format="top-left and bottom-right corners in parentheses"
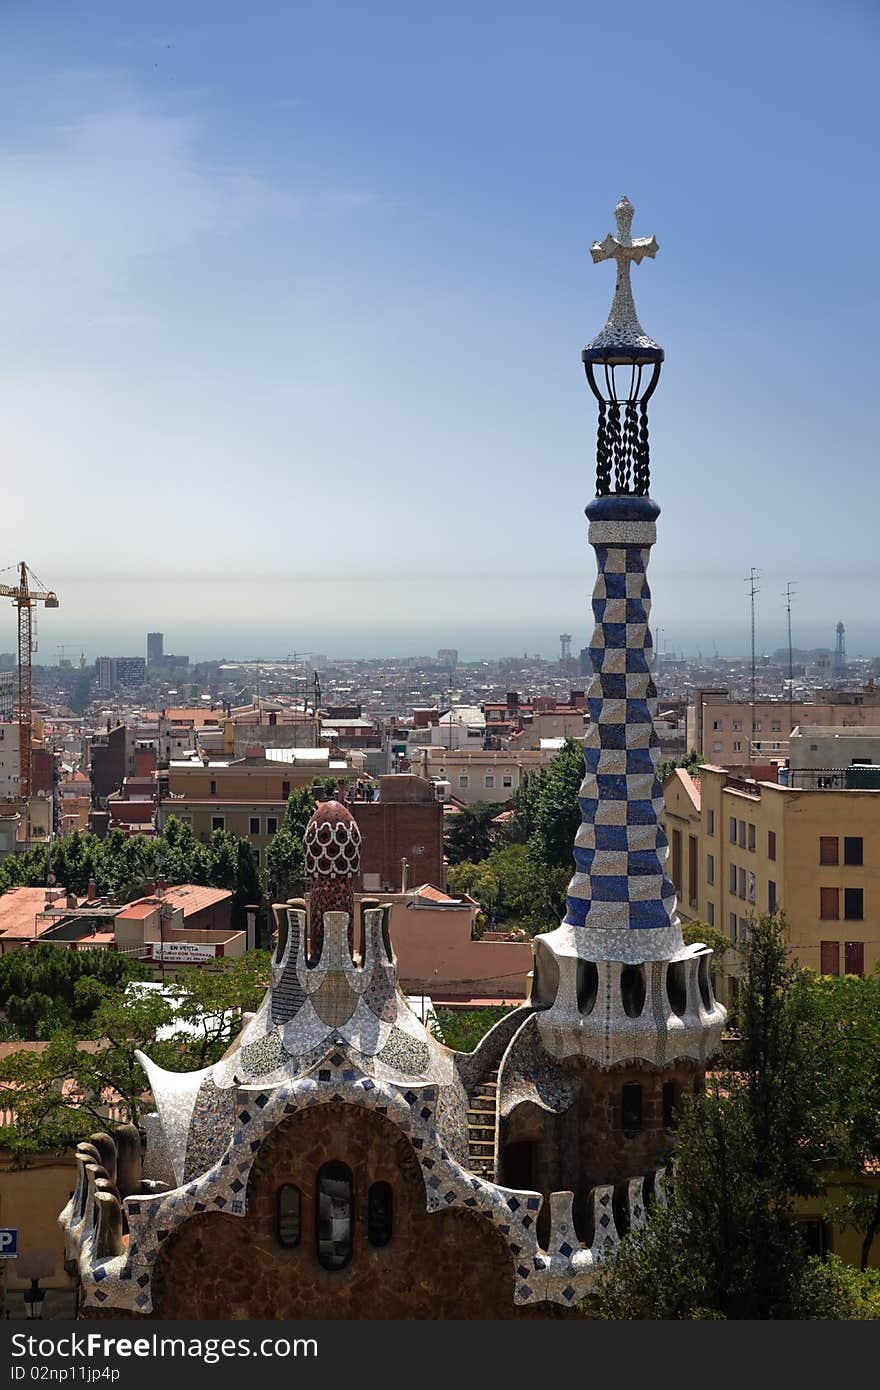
top-left (0, 1229), bottom-right (18, 1257)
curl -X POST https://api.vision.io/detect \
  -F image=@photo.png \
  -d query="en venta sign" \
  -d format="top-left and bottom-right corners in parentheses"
top-left (150, 942), bottom-right (219, 962)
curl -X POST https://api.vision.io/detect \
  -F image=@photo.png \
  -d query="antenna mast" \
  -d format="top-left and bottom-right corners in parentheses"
top-left (783, 582), bottom-right (796, 748)
top-left (745, 568), bottom-right (760, 768)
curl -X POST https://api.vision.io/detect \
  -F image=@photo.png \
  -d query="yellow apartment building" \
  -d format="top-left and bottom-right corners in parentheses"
top-left (663, 764), bottom-right (880, 1007)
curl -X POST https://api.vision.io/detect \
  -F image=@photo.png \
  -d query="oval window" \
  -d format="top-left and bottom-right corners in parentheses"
top-left (276, 1184), bottom-right (301, 1248)
top-left (367, 1181), bottom-right (393, 1248)
top-left (316, 1161), bottom-right (353, 1270)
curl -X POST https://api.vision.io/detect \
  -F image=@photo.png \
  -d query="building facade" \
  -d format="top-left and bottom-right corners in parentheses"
top-left (0, 721), bottom-right (21, 799)
top-left (664, 763), bottom-right (880, 998)
top-left (0, 670), bottom-right (13, 721)
top-left (688, 686), bottom-right (880, 767)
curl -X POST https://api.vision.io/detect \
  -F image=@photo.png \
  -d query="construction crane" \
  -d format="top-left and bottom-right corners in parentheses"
top-left (0, 563), bottom-right (59, 797)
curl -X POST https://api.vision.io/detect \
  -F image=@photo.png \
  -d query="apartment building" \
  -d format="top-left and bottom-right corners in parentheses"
top-left (410, 745), bottom-right (558, 806)
top-left (0, 722), bottom-right (20, 799)
top-left (687, 686), bottom-right (880, 767)
top-left (787, 725), bottom-right (880, 788)
top-left (0, 671), bottom-right (12, 721)
top-left (662, 763), bottom-right (880, 1005)
top-left (158, 747), bottom-right (357, 868)
top-left (59, 769), bottom-right (91, 834)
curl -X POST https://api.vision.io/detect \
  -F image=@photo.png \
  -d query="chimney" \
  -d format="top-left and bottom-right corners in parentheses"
top-left (245, 905), bottom-right (259, 952)
top-left (156, 876), bottom-right (165, 899)
top-left (87, 879), bottom-right (97, 901)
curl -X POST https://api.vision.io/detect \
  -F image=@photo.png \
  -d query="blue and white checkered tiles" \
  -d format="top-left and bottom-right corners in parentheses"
top-left (565, 506), bottom-right (676, 934)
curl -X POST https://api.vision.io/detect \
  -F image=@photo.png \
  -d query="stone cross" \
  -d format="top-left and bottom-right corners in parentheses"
top-left (588, 196), bottom-right (659, 351)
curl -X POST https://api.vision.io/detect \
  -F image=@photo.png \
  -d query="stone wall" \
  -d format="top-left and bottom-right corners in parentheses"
top-left (501, 1058), bottom-right (701, 1239)
top-left (146, 1103), bottom-right (521, 1319)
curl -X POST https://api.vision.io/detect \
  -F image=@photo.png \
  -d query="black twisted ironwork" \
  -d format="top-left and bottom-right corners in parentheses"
top-left (584, 360), bottom-right (661, 496)
top-left (596, 399), bottom-right (611, 494)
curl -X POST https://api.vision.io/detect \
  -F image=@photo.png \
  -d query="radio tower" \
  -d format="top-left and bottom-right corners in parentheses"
top-left (833, 621), bottom-right (846, 678)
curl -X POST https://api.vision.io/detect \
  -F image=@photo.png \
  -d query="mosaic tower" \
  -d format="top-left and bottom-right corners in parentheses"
top-left (534, 198), bottom-right (725, 1065)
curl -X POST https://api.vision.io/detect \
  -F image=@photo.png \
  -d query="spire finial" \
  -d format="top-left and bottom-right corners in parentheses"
top-left (584, 196), bottom-right (662, 365)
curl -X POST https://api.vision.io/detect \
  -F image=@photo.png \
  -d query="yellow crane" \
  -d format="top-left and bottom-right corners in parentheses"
top-left (0, 562), bottom-right (59, 797)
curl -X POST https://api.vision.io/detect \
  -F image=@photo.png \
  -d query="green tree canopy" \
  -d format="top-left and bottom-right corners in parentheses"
top-left (593, 912), bottom-right (836, 1319)
top-left (443, 802), bottom-right (499, 866)
top-left (0, 944), bottom-right (146, 1041)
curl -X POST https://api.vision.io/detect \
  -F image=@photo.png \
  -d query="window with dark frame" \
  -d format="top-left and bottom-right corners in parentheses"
top-left (662, 1081), bottom-right (677, 1131)
top-left (843, 836), bottom-right (863, 866)
top-left (768, 829), bottom-right (776, 861)
top-left (844, 887), bottom-right (863, 921)
top-left (621, 1083), bottom-right (642, 1134)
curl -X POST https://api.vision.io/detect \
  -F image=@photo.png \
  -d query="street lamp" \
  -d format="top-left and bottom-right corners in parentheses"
top-left (24, 1277), bottom-right (46, 1318)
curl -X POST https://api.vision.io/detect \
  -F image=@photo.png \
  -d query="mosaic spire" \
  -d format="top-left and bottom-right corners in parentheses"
top-left (563, 493), bottom-right (682, 962)
top-left (534, 198), bottom-right (725, 1064)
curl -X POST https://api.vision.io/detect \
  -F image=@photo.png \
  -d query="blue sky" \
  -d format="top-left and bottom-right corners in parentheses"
top-left (0, 1), bottom-right (877, 662)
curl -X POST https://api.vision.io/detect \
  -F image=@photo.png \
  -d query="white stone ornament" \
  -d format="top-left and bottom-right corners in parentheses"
top-left (584, 196), bottom-right (663, 362)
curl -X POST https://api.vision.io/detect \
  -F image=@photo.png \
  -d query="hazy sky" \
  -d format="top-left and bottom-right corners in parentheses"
top-left (1, 1), bottom-right (877, 663)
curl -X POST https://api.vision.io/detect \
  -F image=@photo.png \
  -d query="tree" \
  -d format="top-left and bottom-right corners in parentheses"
top-left (794, 1255), bottom-right (880, 1319)
top-left (67, 989), bottom-right (182, 1130)
top-left (593, 912), bottom-right (830, 1319)
top-left (680, 919), bottom-right (731, 961)
top-left (529, 739), bottom-right (584, 871)
top-left (266, 826), bottom-right (304, 901)
top-left (0, 944), bottom-right (145, 1041)
top-left (0, 815), bottom-right (262, 919)
top-left (166, 953), bottom-right (272, 1069)
top-left (791, 967), bottom-right (880, 1269)
top-left (509, 768), bottom-right (547, 844)
top-left (444, 802), bottom-right (498, 866)
top-left (0, 1037), bottom-right (94, 1167)
top-left (266, 781), bottom-right (338, 900)
top-left (446, 860), bottom-right (500, 916)
top-left (230, 838), bottom-right (262, 931)
top-left (431, 1005), bottom-right (516, 1053)
top-left (658, 749), bottom-right (703, 786)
